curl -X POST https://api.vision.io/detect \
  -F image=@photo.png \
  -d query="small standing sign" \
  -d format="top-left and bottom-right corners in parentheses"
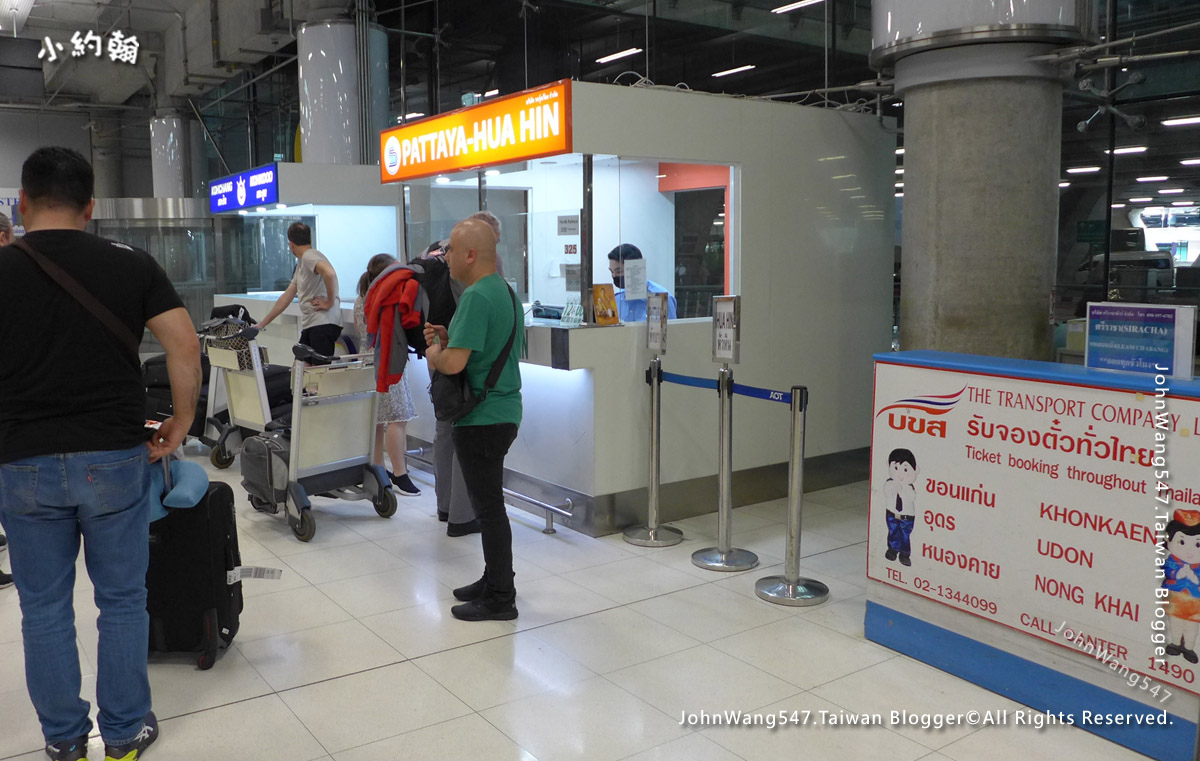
top-left (647, 292), bottom-right (668, 355)
top-left (713, 295), bottom-right (740, 364)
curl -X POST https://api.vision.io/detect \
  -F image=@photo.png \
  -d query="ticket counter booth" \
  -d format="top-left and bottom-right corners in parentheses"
top-left (380, 80), bottom-right (897, 536)
top-left (210, 162), bottom-right (403, 360)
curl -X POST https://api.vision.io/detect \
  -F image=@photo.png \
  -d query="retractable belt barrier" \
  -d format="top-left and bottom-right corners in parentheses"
top-left (642, 369), bottom-right (830, 604)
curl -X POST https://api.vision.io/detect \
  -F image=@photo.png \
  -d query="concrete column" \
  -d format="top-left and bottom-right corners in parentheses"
top-left (150, 114), bottom-right (188, 198)
top-left (899, 72), bottom-right (1062, 358)
top-left (297, 21), bottom-right (388, 165)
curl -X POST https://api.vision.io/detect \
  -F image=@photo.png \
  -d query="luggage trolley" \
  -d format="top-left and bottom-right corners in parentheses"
top-left (249, 345), bottom-right (396, 542)
top-left (202, 323), bottom-right (291, 468)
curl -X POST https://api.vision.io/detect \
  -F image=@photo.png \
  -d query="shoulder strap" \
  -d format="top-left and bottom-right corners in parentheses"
top-left (13, 237), bottom-right (141, 359)
top-left (481, 286), bottom-right (520, 393)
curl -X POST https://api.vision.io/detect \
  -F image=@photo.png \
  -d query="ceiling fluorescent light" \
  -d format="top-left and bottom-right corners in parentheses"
top-left (1171, 201), bottom-right (1194, 206)
top-left (1105, 146), bottom-right (1147, 155)
top-left (1066, 166), bottom-right (1100, 174)
top-left (1136, 176), bottom-right (1168, 182)
top-left (772, 0), bottom-right (825, 12)
top-left (484, 89), bottom-right (499, 97)
top-left (1181, 158), bottom-right (1200, 166)
top-left (404, 112), bottom-right (425, 119)
top-left (1111, 203), bottom-right (1126, 208)
top-left (1129, 197), bottom-right (1153, 202)
top-left (1162, 116), bottom-right (1200, 127)
top-left (895, 192), bottom-right (903, 197)
top-left (895, 168), bottom-right (904, 175)
top-left (895, 148), bottom-right (905, 155)
top-left (1058, 181), bottom-right (1070, 188)
top-left (1160, 188), bottom-right (1185, 194)
top-left (596, 47), bottom-right (642, 64)
top-left (712, 64), bottom-right (755, 78)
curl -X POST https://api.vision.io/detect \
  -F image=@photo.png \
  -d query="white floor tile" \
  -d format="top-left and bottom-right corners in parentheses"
top-left (938, 718), bottom-right (1156, 761)
top-left (812, 656), bottom-right (1025, 749)
top-left (339, 505), bottom-right (442, 541)
top-left (373, 528), bottom-right (483, 566)
top-left (279, 662), bottom-right (471, 753)
top-left (414, 630), bottom-right (595, 711)
top-left (799, 595), bottom-right (868, 638)
top-left (316, 565), bottom-right (452, 618)
top-left (152, 694), bottom-right (328, 761)
top-left (240, 556), bottom-right (311, 599)
top-left (510, 574), bottom-right (620, 631)
top-left (563, 556), bottom-right (706, 605)
top-left (361, 598), bottom-right (515, 659)
top-left (607, 645), bottom-right (802, 718)
top-left (712, 562), bottom-right (864, 609)
top-left (621, 732), bottom-right (746, 761)
top-left (629, 584), bottom-right (791, 643)
top-left (709, 616), bottom-right (895, 690)
top-left (147, 646), bottom-right (272, 719)
top-left (801, 542), bottom-right (868, 583)
top-left (670, 510), bottom-right (777, 540)
top-left (244, 514), bottom-right (369, 558)
top-left (801, 509), bottom-right (869, 543)
top-left (280, 540), bottom-right (411, 585)
top-left (482, 676), bottom-right (688, 761)
top-left (514, 531), bottom-right (636, 574)
top-left (702, 693), bottom-right (929, 761)
top-left (237, 620), bottom-right (403, 691)
top-left (235, 585), bottom-right (352, 642)
top-left (529, 607), bottom-right (702, 674)
top-left (0, 595), bottom-right (25, 645)
top-left (331, 713), bottom-right (535, 761)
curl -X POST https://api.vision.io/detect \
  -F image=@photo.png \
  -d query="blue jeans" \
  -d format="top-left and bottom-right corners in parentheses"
top-left (0, 445), bottom-right (152, 747)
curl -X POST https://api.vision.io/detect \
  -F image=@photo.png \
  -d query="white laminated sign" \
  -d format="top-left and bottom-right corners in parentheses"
top-left (869, 358), bottom-right (1200, 697)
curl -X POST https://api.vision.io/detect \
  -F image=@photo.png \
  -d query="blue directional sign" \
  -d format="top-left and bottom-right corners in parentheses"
top-left (210, 163), bottom-right (279, 213)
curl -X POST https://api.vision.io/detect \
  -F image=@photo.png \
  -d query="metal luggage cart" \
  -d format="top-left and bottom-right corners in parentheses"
top-left (257, 346), bottom-right (396, 542)
top-left (203, 325), bottom-right (288, 469)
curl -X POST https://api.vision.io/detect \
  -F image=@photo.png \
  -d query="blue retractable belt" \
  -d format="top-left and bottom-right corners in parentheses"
top-left (661, 371), bottom-right (719, 390)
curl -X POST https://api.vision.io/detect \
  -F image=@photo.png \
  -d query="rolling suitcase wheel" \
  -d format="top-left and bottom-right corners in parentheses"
top-left (373, 489), bottom-right (398, 518)
top-left (210, 445), bottom-right (235, 469)
top-left (292, 510), bottom-right (316, 542)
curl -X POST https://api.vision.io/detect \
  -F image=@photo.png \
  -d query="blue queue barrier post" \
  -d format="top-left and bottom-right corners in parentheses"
top-left (692, 364), bottom-right (759, 572)
top-left (756, 385), bottom-right (829, 606)
top-left (624, 356), bottom-right (684, 547)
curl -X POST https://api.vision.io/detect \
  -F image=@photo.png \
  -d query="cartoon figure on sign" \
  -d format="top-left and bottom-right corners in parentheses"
top-left (1163, 509), bottom-right (1200, 664)
top-left (882, 448), bottom-right (918, 567)
top-left (236, 177), bottom-right (247, 207)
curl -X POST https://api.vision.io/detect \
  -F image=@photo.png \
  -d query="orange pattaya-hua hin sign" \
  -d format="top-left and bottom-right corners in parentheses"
top-left (378, 79), bottom-right (573, 183)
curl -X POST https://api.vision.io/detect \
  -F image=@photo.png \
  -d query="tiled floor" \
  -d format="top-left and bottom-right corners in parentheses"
top-left (0, 453), bottom-right (1153, 761)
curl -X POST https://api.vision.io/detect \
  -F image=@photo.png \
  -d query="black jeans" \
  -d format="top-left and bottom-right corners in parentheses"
top-left (298, 324), bottom-right (342, 360)
top-left (452, 422), bottom-right (519, 595)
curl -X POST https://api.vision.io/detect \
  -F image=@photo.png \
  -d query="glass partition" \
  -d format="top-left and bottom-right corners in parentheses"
top-left (403, 152), bottom-right (735, 320)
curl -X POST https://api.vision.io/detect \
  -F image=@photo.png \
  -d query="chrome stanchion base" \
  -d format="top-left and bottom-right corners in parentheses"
top-left (691, 546), bottom-right (759, 572)
top-left (623, 524), bottom-right (684, 547)
top-left (754, 575), bottom-right (829, 607)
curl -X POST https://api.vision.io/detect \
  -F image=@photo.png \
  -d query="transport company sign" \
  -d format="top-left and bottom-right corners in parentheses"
top-left (869, 358), bottom-right (1200, 697)
top-left (378, 80), bottom-right (572, 183)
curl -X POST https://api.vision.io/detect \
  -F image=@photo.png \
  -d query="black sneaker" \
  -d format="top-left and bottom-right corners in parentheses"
top-left (104, 711), bottom-right (158, 761)
top-left (0, 532), bottom-right (7, 551)
top-left (447, 519), bottom-right (481, 537)
top-left (45, 735), bottom-right (89, 761)
top-left (453, 574), bottom-right (488, 601)
top-left (0, 569), bottom-right (13, 590)
top-left (452, 593), bottom-right (517, 621)
top-left (388, 471), bottom-right (421, 497)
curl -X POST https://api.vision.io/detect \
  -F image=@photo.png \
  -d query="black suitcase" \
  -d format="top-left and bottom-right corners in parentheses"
top-left (143, 353), bottom-right (212, 389)
top-left (146, 480), bottom-right (243, 670)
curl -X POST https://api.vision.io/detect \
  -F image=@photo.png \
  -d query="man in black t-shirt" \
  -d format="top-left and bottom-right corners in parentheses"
top-left (0, 147), bottom-right (201, 761)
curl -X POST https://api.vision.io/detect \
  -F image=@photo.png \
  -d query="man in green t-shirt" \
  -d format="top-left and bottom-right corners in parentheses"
top-left (423, 218), bottom-right (523, 621)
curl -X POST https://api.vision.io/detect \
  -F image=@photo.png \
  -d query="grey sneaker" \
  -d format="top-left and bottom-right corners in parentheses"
top-left (45, 735), bottom-right (89, 761)
top-left (104, 711), bottom-right (158, 761)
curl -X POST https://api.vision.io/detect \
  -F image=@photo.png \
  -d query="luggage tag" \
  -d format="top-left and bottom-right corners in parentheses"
top-left (227, 566), bottom-right (283, 584)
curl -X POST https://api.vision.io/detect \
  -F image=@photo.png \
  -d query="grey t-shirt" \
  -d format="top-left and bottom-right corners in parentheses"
top-left (291, 248), bottom-right (340, 329)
